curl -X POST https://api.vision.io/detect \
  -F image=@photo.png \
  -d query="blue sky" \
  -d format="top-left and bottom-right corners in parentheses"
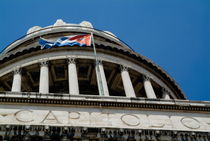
top-left (0, 0), bottom-right (209, 100)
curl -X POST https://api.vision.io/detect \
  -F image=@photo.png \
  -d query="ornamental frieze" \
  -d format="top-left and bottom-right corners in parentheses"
top-left (0, 106), bottom-right (209, 132)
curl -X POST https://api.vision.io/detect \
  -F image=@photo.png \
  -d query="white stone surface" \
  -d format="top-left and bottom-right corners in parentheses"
top-left (79, 21), bottom-right (93, 28)
top-left (27, 26), bottom-right (42, 34)
top-left (54, 19), bottom-right (66, 26)
top-left (163, 92), bottom-right (170, 100)
top-left (68, 60), bottom-right (79, 95)
top-left (39, 62), bottom-right (49, 93)
top-left (143, 78), bottom-right (157, 98)
top-left (0, 104), bottom-right (209, 132)
top-left (121, 67), bottom-right (136, 97)
top-left (104, 31), bottom-right (117, 38)
top-left (11, 72), bottom-right (21, 92)
top-left (97, 62), bottom-right (109, 96)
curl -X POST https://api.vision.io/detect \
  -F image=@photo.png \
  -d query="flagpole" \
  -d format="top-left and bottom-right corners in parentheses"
top-left (91, 32), bottom-right (104, 96)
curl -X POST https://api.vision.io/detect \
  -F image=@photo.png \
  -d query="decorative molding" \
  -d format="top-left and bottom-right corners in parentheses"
top-left (40, 60), bottom-right (48, 67)
top-left (13, 67), bottom-right (21, 75)
top-left (120, 65), bottom-right (128, 72)
top-left (67, 57), bottom-right (76, 64)
top-left (96, 59), bottom-right (102, 66)
top-left (143, 75), bottom-right (150, 81)
top-left (0, 94), bottom-right (209, 113)
top-left (162, 87), bottom-right (170, 94)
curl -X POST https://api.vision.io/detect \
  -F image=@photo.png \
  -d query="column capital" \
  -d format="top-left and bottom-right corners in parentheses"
top-left (12, 67), bottom-right (22, 92)
top-left (120, 65), bottom-right (128, 72)
top-left (13, 67), bottom-right (21, 75)
top-left (162, 88), bottom-right (171, 99)
top-left (40, 60), bottom-right (48, 67)
top-left (67, 57), bottom-right (76, 64)
top-left (142, 75), bottom-right (151, 81)
top-left (96, 59), bottom-right (103, 65)
top-left (162, 87), bottom-right (170, 94)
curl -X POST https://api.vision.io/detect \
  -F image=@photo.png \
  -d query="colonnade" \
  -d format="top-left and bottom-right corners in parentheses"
top-left (11, 58), bottom-right (171, 99)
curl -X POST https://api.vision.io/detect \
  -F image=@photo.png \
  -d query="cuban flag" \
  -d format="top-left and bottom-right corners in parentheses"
top-left (39, 34), bottom-right (92, 49)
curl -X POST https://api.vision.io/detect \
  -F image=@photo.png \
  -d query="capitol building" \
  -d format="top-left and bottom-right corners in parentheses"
top-left (0, 19), bottom-right (209, 141)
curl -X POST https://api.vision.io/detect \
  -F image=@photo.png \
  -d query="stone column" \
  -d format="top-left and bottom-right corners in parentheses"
top-left (120, 65), bottom-right (136, 97)
top-left (143, 75), bottom-right (157, 98)
top-left (96, 60), bottom-right (109, 96)
top-left (39, 61), bottom-right (49, 93)
top-left (68, 58), bottom-right (79, 95)
top-left (11, 68), bottom-right (22, 92)
top-left (162, 88), bottom-right (171, 100)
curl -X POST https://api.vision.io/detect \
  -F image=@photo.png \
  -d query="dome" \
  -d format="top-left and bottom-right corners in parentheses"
top-left (27, 26), bottom-right (42, 34)
top-left (79, 21), bottom-right (93, 28)
top-left (0, 20), bottom-right (210, 140)
top-left (0, 19), bottom-right (186, 99)
top-left (53, 19), bottom-right (66, 26)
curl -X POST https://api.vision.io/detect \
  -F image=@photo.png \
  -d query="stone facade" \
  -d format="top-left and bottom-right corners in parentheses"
top-left (0, 20), bottom-right (209, 141)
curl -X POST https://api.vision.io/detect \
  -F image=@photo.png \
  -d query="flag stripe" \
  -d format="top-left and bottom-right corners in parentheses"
top-left (39, 34), bottom-right (91, 49)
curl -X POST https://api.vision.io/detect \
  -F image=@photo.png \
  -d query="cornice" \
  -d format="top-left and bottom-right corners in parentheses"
top-left (0, 92), bottom-right (209, 113)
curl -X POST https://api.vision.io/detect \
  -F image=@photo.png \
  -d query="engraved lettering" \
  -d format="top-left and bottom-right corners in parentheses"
top-left (106, 112), bottom-right (112, 126)
top-left (89, 112), bottom-right (110, 126)
top-left (15, 110), bottom-right (34, 123)
top-left (181, 117), bottom-right (200, 129)
top-left (68, 112), bottom-right (80, 124)
top-left (69, 112), bottom-right (80, 119)
top-left (0, 113), bottom-right (12, 117)
top-left (148, 115), bottom-right (165, 128)
top-left (89, 112), bottom-right (92, 125)
top-left (121, 114), bottom-right (140, 126)
top-left (41, 111), bottom-right (61, 124)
